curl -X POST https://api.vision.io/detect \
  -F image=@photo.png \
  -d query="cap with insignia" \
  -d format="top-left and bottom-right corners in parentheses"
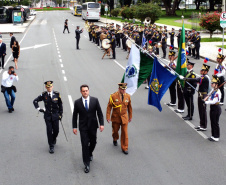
top-left (118, 83), bottom-right (127, 90)
top-left (211, 75), bottom-right (220, 84)
top-left (201, 64), bottom-right (210, 71)
top-left (217, 54), bottom-right (225, 60)
top-left (187, 59), bottom-right (195, 66)
top-left (168, 50), bottom-right (176, 56)
top-left (44, 81), bottom-right (53, 87)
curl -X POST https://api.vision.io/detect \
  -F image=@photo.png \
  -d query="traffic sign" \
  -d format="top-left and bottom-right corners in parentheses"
top-left (220, 12), bottom-right (226, 28)
top-left (21, 7), bottom-right (24, 12)
top-left (105, 5), bottom-right (108, 12)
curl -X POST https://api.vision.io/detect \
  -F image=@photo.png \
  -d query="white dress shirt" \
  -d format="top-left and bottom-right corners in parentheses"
top-left (1, 71), bottom-right (19, 87)
top-left (47, 91), bottom-right (53, 98)
top-left (82, 96), bottom-right (90, 109)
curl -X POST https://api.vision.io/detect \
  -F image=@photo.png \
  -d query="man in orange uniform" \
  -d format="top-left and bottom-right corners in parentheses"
top-left (106, 83), bottom-right (132, 155)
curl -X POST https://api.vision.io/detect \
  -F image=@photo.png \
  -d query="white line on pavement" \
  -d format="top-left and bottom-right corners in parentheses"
top-left (64, 76), bottom-right (67, 81)
top-left (62, 70), bottom-right (65, 74)
top-left (59, 55), bottom-right (61, 58)
top-left (68, 95), bottom-right (74, 113)
top-left (164, 103), bottom-right (208, 139)
top-left (58, 51), bottom-right (60, 54)
top-left (84, 35), bottom-right (87, 38)
top-left (114, 60), bottom-right (126, 70)
top-left (59, 59), bottom-right (62, 63)
top-left (61, 64), bottom-right (64, 67)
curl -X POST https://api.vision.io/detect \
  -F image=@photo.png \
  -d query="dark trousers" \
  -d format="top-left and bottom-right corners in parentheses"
top-left (63, 26), bottom-right (69, 33)
top-left (96, 37), bottom-right (100, 46)
top-left (116, 38), bottom-right (120, 47)
top-left (177, 82), bottom-right (184, 110)
top-left (210, 105), bottom-right (221, 138)
top-left (80, 129), bottom-right (97, 166)
top-left (76, 38), bottom-right (80, 49)
top-left (122, 38), bottom-right (127, 51)
top-left (45, 119), bottom-right (59, 148)
top-left (219, 76), bottom-right (224, 103)
top-left (198, 95), bottom-right (207, 129)
top-left (89, 32), bottom-right (92, 41)
top-left (184, 93), bottom-right (194, 117)
top-left (156, 48), bottom-right (159, 55)
top-left (195, 46), bottom-right (200, 59)
top-left (188, 47), bottom-right (191, 56)
top-left (0, 55), bottom-right (5, 68)
top-left (169, 80), bottom-right (176, 104)
top-left (170, 39), bottom-right (174, 48)
top-left (112, 47), bottom-right (116, 59)
top-left (162, 46), bottom-right (166, 58)
top-left (192, 48), bottom-right (196, 57)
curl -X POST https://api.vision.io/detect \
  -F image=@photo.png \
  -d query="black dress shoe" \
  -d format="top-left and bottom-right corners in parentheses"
top-left (122, 150), bottom-right (128, 155)
top-left (194, 126), bottom-right (200, 129)
top-left (53, 139), bottom-right (57, 145)
top-left (11, 108), bottom-right (14, 111)
top-left (84, 165), bottom-right (90, 173)
top-left (49, 147), bottom-right (54, 154)
top-left (182, 115), bottom-right (189, 119)
top-left (8, 109), bottom-right (13, 113)
top-left (183, 117), bottom-right (192, 120)
top-left (113, 141), bottom-right (118, 146)
top-left (208, 137), bottom-right (219, 142)
top-left (90, 156), bottom-right (93, 161)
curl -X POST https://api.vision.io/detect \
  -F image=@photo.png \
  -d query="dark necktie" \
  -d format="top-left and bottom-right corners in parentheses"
top-left (48, 93), bottom-right (51, 99)
top-left (85, 100), bottom-right (88, 111)
top-left (122, 94), bottom-right (124, 101)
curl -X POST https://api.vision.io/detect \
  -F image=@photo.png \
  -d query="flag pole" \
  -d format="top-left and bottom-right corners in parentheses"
top-left (125, 35), bottom-right (198, 92)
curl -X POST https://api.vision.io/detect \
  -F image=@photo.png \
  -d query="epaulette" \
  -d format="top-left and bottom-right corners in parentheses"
top-left (54, 91), bottom-right (59, 94)
top-left (42, 91), bottom-right (47, 95)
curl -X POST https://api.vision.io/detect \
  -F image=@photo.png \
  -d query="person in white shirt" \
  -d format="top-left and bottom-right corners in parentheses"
top-left (1, 66), bottom-right (19, 113)
top-left (204, 75), bottom-right (222, 142)
top-left (214, 53), bottom-right (225, 105)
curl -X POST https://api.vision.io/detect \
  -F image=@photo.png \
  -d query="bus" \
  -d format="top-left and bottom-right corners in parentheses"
top-left (73, 5), bottom-right (82, 16)
top-left (82, 2), bottom-right (100, 21)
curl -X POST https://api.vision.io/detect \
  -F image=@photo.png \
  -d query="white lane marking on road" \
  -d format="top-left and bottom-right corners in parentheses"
top-left (64, 76), bottom-right (67, 81)
top-left (61, 64), bottom-right (64, 67)
top-left (164, 103), bottom-right (208, 139)
top-left (84, 35), bottom-right (87, 38)
top-left (114, 60), bottom-right (126, 70)
top-left (58, 51), bottom-right (60, 54)
top-left (62, 70), bottom-right (65, 74)
top-left (59, 59), bottom-right (62, 63)
top-left (59, 55), bottom-right (61, 58)
top-left (57, 48), bottom-right (59, 51)
top-left (68, 95), bottom-right (74, 113)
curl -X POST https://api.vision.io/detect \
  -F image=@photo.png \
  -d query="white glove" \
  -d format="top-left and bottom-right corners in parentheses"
top-left (179, 75), bottom-right (184, 80)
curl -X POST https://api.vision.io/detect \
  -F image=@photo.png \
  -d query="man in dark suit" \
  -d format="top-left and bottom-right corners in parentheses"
top-left (33, 81), bottom-right (63, 154)
top-left (75, 26), bottom-right (83, 50)
top-left (72, 84), bottom-right (104, 173)
top-left (0, 38), bottom-right (6, 69)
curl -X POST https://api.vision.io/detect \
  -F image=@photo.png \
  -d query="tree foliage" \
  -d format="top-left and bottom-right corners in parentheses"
top-left (121, 6), bottom-right (135, 20)
top-left (135, 2), bottom-right (162, 23)
top-left (199, 11), bottom-right (222, 38)
top-left (162, 0), bottom-right (178, 16)
top-left (111, 8), bottom-right (121, 17)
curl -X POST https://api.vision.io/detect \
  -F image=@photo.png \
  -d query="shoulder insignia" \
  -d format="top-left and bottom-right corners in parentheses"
top-left (42, 91), bottom-right (47, 96)
top-left (191, 75), bottom-right (195, 78)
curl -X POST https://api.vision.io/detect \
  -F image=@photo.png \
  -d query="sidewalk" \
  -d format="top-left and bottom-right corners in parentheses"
top-left (0, 15), bottom-right (36, 33)
top-left (99, 17), bottom-right (224, 62)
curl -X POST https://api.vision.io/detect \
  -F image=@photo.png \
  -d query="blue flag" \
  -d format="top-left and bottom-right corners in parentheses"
top-left (142, 32), bottom-right (146, 47)
top-left (148, 58), bottom-right (177, 112)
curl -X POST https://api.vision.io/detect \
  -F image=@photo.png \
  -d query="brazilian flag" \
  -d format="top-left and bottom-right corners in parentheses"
top-left (175, 23), bottom-right (187, 87)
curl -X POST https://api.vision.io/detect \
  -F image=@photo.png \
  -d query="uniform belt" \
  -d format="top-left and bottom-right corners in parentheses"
top-left (199, 92), bottom-right (207, 95)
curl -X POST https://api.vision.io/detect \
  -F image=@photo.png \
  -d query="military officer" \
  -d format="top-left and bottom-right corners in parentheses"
top-left (169, 28), bottom-right (175, 49)
top-left (109, 32), bottom-right (116, 59)
top-left (204, 75), bottom-right (222, 142)
top-left (161, 33), bottom-right (167, 58)
top-left (182, 64), bottom-right (210, 131)
top-left (33, 81), bottom-right (63, 154)
top-left (176, 29), bottom-right (181, 48)
top-left (215, 53), bottom-right (225, 104)
top-left (193, 31), bottom-right (201, 59)
top-left (182, 60), bottom-right (197, 120)
top-left (106, 83), bottom-right (132, 155)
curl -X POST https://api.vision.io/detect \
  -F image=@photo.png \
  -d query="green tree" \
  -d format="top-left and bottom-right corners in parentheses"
top-left (111, 8), bottom-right (121, 17)
top-left (162, 0), bottom-right (178, 16)
top-left (135, 3), bottom-right (162, 23)
top-left (199, 11), bottom-right (222, 38)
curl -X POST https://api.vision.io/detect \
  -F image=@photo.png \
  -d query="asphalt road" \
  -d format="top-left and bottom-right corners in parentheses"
top-left (0, 11), bottom-right (226, 185)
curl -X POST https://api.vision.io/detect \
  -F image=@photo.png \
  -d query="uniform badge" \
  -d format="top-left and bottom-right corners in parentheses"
top-left (53, 98), bottom-right (58, 101)
top-left (115, 99), bottom-right (118, 102)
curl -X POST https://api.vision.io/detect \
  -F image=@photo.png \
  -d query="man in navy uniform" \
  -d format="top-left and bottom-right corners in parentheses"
top-left (33, 81), bottom-right (63, 154)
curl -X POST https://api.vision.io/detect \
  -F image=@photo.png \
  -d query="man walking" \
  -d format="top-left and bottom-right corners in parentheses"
top-left (0, 38), bottom-right (6, 69)
top-left (72, 84), bottom-right (104, 173)
top-left (1, 66), bottom-right (18, 113)
top-left (106, 83), bottom-right (132, 155)
top-left (75, 26), bottom-right (83, 50)
top-left (63, 19), bottom-right (70, 34)
top-left (33, 81), bottom-right (63, 154)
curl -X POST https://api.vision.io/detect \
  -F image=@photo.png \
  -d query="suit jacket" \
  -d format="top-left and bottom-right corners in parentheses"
top-left (75, 29), bottom-right (83, 39)
top-left (72, 96), bottom-right (104, 130)
top-left (33, 91), bottom-right (63, 121)
top-left (0, 43), bottom-right (6, 56)
top-left (10, 36), bottom-right (16, 48)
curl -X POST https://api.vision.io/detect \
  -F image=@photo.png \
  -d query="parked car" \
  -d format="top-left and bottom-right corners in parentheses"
top-left (30, 9), bottom-right (36, 15)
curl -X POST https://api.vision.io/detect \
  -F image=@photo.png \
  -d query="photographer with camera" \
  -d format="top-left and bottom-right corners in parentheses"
top-left (1, 66), bottom-right (19, 113)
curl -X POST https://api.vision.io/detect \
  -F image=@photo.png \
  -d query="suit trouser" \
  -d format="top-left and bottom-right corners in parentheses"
top-left (162, 46), bottom-right (166, 57)
top-left (177, 82), bottom-right (184, 110)
top-left (112, 122), bottom-right (128, 151)
top-left (184, 93), bottom-right (194, 117)
top-left (210, 105), bottom-right (221, 138)
top-left (116, 38), bottom-right (120, 47)
top-left (188, 47), bottom-right (191, 55)
top-left (169, 80), bottom-right (176, 104)
top-left (112, 47), bottom-right (116, 59)
top-left (195, 45), bottom-right (200, 58)
top-left (63, 26), bottom-right (69, 33)
top-left (76, 38), bottom-right (80, 49)
top-left (219, 76), bottom-right (224, 103)
top-left (192, 48), bottom-right (196, 57)
top-left (170, 39), bottom-right (174, 47)
top-left (0, 55), bottom-right (5, 68)
top-left (198, 95), bottom-right (207, 129)
top-left (80, 129), bottom-right (97, 166)
top-left (89, 32), bottom-right (92, 41)
top-left (45, 118), bottom-right (59, 148)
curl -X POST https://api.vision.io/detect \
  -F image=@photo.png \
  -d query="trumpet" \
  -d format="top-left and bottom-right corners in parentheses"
top-left (84, 21), bottom-right (89, 31)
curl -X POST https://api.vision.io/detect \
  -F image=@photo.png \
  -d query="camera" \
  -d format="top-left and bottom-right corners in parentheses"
top-left (11, 70), bottom-right (14, 74)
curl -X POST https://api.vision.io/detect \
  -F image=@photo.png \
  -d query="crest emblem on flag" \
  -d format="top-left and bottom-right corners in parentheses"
top-left (150, 78), bottom-right (162, 94)
top-left (125, 64), bottom-right (137, 78)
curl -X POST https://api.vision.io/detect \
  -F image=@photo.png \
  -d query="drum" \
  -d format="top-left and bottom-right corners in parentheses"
top-left (100, 33), bottom-right (107, 41)
top-left (102, 39), bottom-right (111, 49)
top-left (187, 41), bottom-right (191, 46)
top-left (157, 43), bottom-right (162, 48)
top-left (126, 39), bottom-right (134, 49)
top-left (190, 44), bottom-right (195, 49)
